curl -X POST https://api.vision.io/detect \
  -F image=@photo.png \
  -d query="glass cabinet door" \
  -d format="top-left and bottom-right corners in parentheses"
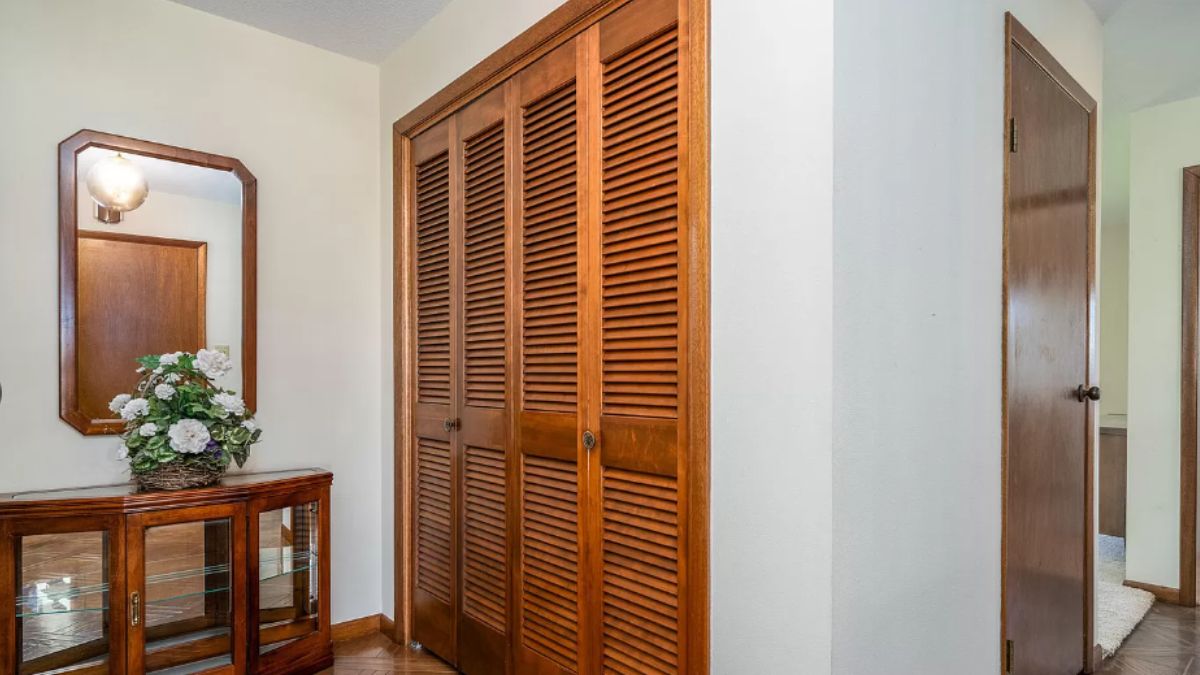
top-left (127, 505), bottom-right (245, 675)
top-left (256, 502), bottom-right (319, 652)
top-left (249, 488), bottom-right (329, 671)
top-left (5, 517), bottom-right (125, 674)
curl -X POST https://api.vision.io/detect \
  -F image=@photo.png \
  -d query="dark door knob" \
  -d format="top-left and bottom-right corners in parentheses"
top-left (443, 418), bottom-right (459, 432)
top-left (1075, 385), bottom-right (1101, 402)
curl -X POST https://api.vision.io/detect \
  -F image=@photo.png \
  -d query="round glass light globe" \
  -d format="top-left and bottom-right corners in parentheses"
top-left (86, 154), bottom-right (148, 212)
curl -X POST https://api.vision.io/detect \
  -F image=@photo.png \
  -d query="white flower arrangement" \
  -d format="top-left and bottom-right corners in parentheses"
top-left (113, 351), bottom-right (261, 482)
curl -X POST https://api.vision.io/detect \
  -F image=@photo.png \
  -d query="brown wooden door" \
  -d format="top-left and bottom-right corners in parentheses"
top-left (1004, 20), bottom-right (1096, 675)
top-left (77, 231), bottom-right (207, 425)
top-left (512, 40), bottom-right (585, 675)
top-left (411, 118), bottom-right (459, 664)
top-left (456, 85), bottom-right (510, 675)
top-left (586, 1), bottom-right (688, 671)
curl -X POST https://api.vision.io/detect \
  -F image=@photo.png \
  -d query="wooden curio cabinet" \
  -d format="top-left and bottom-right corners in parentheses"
top-left (0, 469), bottom-right (332, 675)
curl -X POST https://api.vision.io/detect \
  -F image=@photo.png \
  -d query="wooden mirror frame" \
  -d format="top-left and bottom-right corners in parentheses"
top-left (59, 129), bottom-right (257, 435)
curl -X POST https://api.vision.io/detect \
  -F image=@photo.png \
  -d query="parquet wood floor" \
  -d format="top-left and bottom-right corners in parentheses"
top-left (1098, 603), bottom-right (1200, 675)
top-left (323, 632), bottom-right (456, 674)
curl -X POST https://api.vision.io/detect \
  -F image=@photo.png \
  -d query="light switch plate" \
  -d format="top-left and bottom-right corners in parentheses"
top-left (214, 345), bottom-right (230, 357)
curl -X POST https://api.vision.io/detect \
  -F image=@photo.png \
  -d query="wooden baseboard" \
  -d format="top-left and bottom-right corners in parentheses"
top-left (1124, 579), bottom-right (1181, 604)
top-left (332, 614), bottom-right (397, 642)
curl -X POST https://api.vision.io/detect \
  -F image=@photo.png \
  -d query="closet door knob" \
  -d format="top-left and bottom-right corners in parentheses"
top-left (443, 418), bottom-right (459, 432)
top-left (582, 430), bottom-right (597, 451)
top-left (1075, 385), bottom-right (1101, 402)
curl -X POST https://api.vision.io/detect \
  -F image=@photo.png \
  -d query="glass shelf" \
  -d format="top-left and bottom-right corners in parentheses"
top-left (16, 531), bottom-right (111, 670)
top-left (259, 549), bottom-right (318, 582)
top-left (17, 580), bottom-right (110, 617)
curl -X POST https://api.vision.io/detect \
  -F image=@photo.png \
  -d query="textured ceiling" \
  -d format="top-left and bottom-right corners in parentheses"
top-left (1103, 1), bottom-right (1200, 114)
top-left (166, 0), bottom-right (451, 63)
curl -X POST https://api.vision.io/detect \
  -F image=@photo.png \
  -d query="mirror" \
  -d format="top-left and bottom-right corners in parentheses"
top-left (59, 130), bottom-right (256, 435)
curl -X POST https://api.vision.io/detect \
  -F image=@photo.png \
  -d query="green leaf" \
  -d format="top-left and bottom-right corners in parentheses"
top-left (132, 454), bottom-right (157, 472)
top-left (147, 435), bottom-right (166, 450)
top-left (127, 434), bottom-right (145, 449)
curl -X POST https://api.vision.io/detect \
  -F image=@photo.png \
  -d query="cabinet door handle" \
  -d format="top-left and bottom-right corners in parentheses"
top-left (130, 591), bottom-right (141, 626)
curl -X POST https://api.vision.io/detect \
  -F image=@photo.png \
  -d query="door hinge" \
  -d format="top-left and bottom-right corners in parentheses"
top-left (1005, 639), bottom-right (1014, 673)
top-left (1009, 118), bottom-right (1018, 153)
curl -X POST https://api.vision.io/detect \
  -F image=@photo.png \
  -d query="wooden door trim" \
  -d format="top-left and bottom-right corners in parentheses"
top-left (1001, 12), bottom-right (1099, 674)
top-left (392, 0), bottom-right (710, 671)
top-left (1180, 165), bottom-right (1200, 607)
top-left (59, 129), bottom-right (258, 435)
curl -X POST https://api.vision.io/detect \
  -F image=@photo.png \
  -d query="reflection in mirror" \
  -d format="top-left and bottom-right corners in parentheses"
top-left (59, 131), bottom-right (256, 435)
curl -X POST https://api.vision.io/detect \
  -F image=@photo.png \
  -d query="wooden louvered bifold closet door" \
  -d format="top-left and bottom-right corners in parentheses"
top-left (513, 41), bottom-right (584, 675)
top-left (410, 90), bottom-right (512, 675)
top-left (411, 120), bottom-right (457, 664)
top-left (408, 0), bottom-right (695, 671)
top-left (586, 1), bottom-right (689, 672)
top-left (456, 86), bottom-right (511, 675)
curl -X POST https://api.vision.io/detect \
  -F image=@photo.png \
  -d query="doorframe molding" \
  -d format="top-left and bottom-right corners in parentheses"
top-left (1001, 13), bottom-right (1099, 674)
top-left (391, 0), bottom-right (710, 671)
top-left (1179, 165), bottom-right (1200, 607)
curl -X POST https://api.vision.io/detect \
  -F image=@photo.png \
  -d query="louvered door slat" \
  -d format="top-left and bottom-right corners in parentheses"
top-left (416, 439), bottom-right (454, 604)
top-left (523, 82), bottom-right (579, 415)
top-left (521, 455), bottom-right (580, 670)
top-left (417, 151), bottom-right (453, 407)
top-left (463, 446), bottom-right (507, 633)
top-left (464, 122), bottom-right (508, 410)
top-left (600, 28), bottom-right (680, 421)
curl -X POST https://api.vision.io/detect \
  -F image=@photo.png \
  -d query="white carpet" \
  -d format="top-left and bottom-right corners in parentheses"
top-left (1097, 534), bottom-right (1155, 657)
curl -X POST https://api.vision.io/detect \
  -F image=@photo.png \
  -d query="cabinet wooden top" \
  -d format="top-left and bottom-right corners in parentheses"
top-left (0, 468), bottom-right (332, 517)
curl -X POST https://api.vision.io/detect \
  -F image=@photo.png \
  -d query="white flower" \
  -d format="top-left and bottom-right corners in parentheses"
top-left (241, 419), bottom-right (257, 432)
top-left (119, 398), bottom-right (149, 420)
top-left (167, 419), bottom-right (211, 454)
top-left (154, 383), bottom-right (176, 400)
top-left (166, 373), bottom-right (182, 384)
top-left (159, 351), bottom-right (183, 365)
top-left (138, 422), bottom-right (159, 437)
top-left (136, 367), bottom-right (146, 374)
top-left (153, 367), bottom-right (163, 375)
top-left (116, 443), bottom-right (129, 460)
top-left (109, 393), bottom-right (132, 414)
top-left (195, 349), bottom-right (233, 379)
top-left (213, 392), bottom-right (245, 416)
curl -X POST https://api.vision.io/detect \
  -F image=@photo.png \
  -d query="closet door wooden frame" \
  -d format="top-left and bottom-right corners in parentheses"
top-left (393, 0), bottom-right (708, 671)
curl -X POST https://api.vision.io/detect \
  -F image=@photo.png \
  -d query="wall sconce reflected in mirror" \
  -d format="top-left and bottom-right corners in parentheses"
top-left (86, 153), bottom-right (148, 224)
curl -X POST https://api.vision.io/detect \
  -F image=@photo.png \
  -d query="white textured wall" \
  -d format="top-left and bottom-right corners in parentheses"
top-left (832, 1), bottom-right (1102, 672)
top-left (1125, 95), bottom-right (1200, 588)
top-left (711, 0), bottom-right (833, 671)
top-left (0, 0), bottom-right (383, 623)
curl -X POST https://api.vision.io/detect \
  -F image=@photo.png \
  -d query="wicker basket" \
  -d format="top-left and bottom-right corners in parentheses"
top-left (135, 463), bottom-right (225, 491)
